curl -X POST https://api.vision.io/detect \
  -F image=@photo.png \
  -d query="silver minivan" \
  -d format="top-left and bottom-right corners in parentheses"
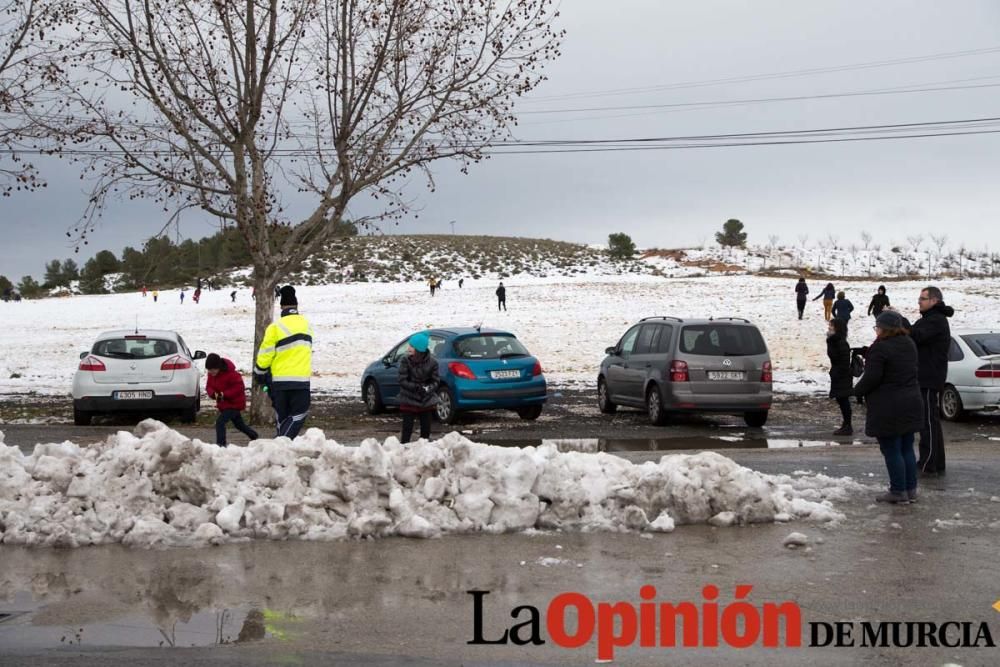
top-left (597, 317), bottom-right (773, 427)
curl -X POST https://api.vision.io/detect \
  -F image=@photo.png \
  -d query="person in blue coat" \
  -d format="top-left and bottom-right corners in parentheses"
top-left (832, 290), bottom-right (854, 329)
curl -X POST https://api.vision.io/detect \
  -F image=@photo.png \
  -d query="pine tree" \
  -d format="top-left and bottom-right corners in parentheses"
top-left (716, 219), bottom-right (748, 248)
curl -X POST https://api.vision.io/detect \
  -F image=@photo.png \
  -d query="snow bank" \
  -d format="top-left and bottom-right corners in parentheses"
top-left (0, 422), bottom-right (860, 549)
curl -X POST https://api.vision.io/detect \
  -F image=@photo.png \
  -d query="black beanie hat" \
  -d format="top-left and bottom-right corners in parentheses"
top-left (205, 353), bottom-right (223, 370)
top-left (279, 285), bottom-right (298, 307)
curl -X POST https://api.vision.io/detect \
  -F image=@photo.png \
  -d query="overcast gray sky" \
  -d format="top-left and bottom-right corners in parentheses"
top-left (3, 0), bottom-right (1000, 280)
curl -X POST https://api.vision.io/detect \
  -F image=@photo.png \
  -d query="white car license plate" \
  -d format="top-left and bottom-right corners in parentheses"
top-left (115, 391), bottom-right (153, 400)
top-left (490, 370), bottom-right (521, 380)
top-left (708, 371), bottom-right (745, 381)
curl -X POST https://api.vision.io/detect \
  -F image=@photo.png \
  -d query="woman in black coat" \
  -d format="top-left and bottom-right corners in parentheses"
top-left (852, 311), bottom-right (924, 503)
top-left (398, 332), bottom-right (441, 443)
top-left (826, 318), bottom-right (853, 436)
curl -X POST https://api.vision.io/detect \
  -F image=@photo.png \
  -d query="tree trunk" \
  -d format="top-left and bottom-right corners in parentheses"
top-left (249, 269), bottom-right (276, 426)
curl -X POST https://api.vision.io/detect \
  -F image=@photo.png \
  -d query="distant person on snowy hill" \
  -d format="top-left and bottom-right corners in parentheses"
top-left (813, 282), bottom-right (836, 321)
top-left (496, 282), bottom-right (507, 311)
top-left (868, 285), bottom-right (890, 317)
top-left (795, 277), bottom-right (809, 320)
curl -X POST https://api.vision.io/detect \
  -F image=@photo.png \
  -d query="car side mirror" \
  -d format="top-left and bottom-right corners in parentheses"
top-left (382, 356), bottom-right (392, 367)
top-left (79, 351), bottom-right (88, 359)
top-left (193, 350), bottom-right (207, 360)
top-left (605, 346), bottom-right (618, 356)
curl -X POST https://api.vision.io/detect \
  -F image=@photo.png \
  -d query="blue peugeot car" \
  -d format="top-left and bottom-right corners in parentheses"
top-left (361, 327), bottom-right (547, 424)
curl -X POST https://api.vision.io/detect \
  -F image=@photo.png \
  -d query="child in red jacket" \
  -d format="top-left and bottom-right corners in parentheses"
top-left (205, 353), bottom-right (258, 446)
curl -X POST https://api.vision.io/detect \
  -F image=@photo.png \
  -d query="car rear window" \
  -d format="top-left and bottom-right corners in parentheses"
top-left (961, 333), bottom-right (1000, 357)
top-left (680, 325), bottom-right (766, 357)
top-left (454, 334), bottom-right (529, 360)
top-left (93, 338), bottom-right (178, 359)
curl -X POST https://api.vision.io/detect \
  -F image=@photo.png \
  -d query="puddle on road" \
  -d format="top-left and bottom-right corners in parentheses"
top-left (472, 436), bottom-right (857, 452)
top-left (0, 591), bottom-right (299, 649)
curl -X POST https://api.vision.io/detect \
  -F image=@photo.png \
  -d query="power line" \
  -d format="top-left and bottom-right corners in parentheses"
top-left (521, 44), bottom-right (1000, 103)
top-left (515, 81), bottom-right (1000, 116)
top-left (6, 116), bottom-right (1000, 158)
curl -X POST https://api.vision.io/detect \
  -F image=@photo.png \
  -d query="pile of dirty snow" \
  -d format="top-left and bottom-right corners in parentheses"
top-left (0, 422), bottom-right (860, 548)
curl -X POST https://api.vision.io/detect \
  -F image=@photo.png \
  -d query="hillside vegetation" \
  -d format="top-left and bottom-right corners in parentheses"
top-left (282, 235), bottom-right (654, 285)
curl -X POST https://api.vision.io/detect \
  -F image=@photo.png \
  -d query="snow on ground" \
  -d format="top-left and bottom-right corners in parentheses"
top-left (2, 275), bottom-right (999, 397)
top-left (0, 421), bottom-right (861, 548)
top-left (1, 274), bottom-right (998, 399)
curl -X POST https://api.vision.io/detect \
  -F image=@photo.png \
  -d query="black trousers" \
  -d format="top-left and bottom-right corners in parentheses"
top-left (401, 411), bottom-right (432, 443)
top-left (835, 396), bottom-right (852, 425)
top-left (796, 298), bottom-right (806, 319)
top-left (215, 409), bottom-right (258, 446)
top-left (918, 388), bottom-right (946, 472)
top-left (498, 297), bottom-right (506, 311)
top-left (271, 388), bottom-right (311, 439)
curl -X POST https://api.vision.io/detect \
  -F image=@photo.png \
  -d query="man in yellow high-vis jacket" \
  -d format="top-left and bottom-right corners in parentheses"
top-left (255, 285), bottom-right (313, 438)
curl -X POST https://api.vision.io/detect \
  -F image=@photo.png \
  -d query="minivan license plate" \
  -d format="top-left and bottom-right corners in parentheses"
top-left (115, 391), bottom-right (153, 400)
top-left (708, 371), bottom-right (744, 381)
top-left (490, 370), bottom-right (521, 379)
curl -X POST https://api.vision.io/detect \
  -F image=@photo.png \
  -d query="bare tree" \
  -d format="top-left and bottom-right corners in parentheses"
top-left (766, 234), bottom-right (779, 268)
top-left (0, 0), bottom-right (67, 195)
top-left (930, 234), bottom-right (948, 255)
top-left (860, 231), bottom-right (872, 250)
top-left (48, 0), bottom-right (562, 419)
top-left (906, 234), bottom-right (924, 255)
top-left (826, 232), bottom-right (839, 250)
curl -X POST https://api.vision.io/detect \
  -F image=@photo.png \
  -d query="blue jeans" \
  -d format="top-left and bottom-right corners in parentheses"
top-left (215, 409), bottom-right (258, 446)
top-left (877, 433), bottom-right (917, 493)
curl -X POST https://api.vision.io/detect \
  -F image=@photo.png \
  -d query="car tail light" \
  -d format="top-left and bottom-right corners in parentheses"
top-left (532, 361), bottom-right (543, 376)
top-left (761, 361), bottom-right (773, 383)
top-left (448, 362), bottom-right (476, 380)
top-left (975, 364), bottom-right (1000, 379)
top-left (669, 360), bottom-right (689, 382)
top-left (79, 356), bottom-right (106, 372)
top-left (161, 355), bottom-right (192, 371)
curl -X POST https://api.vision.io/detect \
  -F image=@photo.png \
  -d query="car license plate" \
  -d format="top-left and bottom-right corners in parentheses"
top-left (114, 391), bottom-right (153, 400)
top-left (708, 371), bottom-right (745, 381)
top-left (490, 370), bottom-right (521, 379)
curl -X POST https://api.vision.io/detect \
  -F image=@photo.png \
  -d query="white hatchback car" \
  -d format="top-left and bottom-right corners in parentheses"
top-left (941, 329), bottom-right (1000, 421)
top-left (72, 329), bottom-right (206, 425)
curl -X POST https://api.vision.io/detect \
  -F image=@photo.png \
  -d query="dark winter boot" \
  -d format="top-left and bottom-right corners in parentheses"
top-left (906, 489), bottom-right (918, 503)
top-left (875, 491), bottom-right (909, 504)
top-left (832, 425), bottom-right (853, 436)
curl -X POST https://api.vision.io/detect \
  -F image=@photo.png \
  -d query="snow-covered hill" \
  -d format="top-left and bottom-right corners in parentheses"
top-left (280, 235), bottom-right (656, 285)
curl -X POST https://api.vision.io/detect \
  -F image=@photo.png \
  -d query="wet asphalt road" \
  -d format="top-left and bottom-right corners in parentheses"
top-left (2, 394), bottom-right (1000, 665)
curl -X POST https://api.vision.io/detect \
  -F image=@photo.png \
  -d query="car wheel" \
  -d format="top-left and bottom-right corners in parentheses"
top-left (364, 379), bottom-right (385, 415)
top-left (435, 386), bottom-right (460, 425)
top-left (73, 406), bottom-right (92, 426)
top-left (940, 385), bottom-right (965, 422)
top-left (180, 399), bottom-right (198, 424)
top-left (744, 410), bottom-right (768, 428)
top-left (597, 377), bottom-right (617, 414)
top-left (647, 385), bottom-right (668, 426)
top-left (516, 405), bottom-right (543, 420)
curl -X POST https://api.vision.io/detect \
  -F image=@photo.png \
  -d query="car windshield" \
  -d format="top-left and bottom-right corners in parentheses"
top-left (453, 334), bottom-right (529, 360)
top-left (680, 325), bottom-right (766, 357)
top-left (961, 333), bottom-right (1000, 357)
top-left (93, 338), bottom-right (178, 359)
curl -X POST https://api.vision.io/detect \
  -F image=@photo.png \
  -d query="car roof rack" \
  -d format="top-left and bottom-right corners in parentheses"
top-left (714, 317), bottom-right (752, 323)
top-left (640, 316), bottom-right (684, 323)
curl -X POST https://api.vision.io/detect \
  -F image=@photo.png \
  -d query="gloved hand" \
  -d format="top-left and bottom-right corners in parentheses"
top-left (422, 384), bottom-right (436, 396)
